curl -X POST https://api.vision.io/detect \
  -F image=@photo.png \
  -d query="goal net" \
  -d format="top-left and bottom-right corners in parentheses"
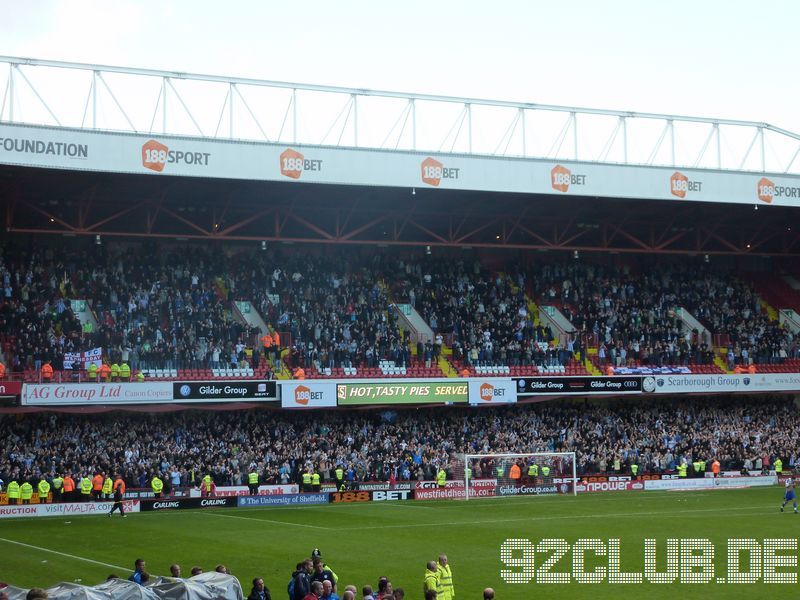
top-left (457, 452), bottom-right (577, 499)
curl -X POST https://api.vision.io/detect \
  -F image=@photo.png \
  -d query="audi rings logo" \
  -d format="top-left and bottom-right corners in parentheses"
top-left (179, 385), bottom-right (191, 397)
top-left (623, 380), bottom-right (639, 389)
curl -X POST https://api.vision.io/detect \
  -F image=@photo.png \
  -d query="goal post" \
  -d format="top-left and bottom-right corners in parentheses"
top-left (460, 452), bottom-right (577, 500)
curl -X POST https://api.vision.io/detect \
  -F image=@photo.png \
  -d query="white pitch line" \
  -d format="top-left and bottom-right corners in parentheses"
top-left (206, 511), bottom-right (330, 529)
top-left (344, 504), bottom-right (772, 531)
top-left (0, 536), bottom-right (128, 571)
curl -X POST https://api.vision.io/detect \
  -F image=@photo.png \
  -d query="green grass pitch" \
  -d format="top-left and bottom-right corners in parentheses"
top-left (0, 487), bottom-right (797, 599)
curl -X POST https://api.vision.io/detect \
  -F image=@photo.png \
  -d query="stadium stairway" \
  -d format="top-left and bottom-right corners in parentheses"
top-left (276, 348), bottom-right (292, 379)
top-left (506, 273), bottom-right (541, 328)
top-left (760, 298), bottom-right (779, 322)
top-left (749, 272), bottom-right (800, 315)
top-left (584, 348), bottom-right (601, 376)
top-left (438, 352), bottom-right (458, 378)
top-left (713, 351), bottom-right (733, 374)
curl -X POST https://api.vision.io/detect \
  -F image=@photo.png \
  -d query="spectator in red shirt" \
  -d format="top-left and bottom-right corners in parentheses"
top-left (304, 581), bottom-right (323, 600)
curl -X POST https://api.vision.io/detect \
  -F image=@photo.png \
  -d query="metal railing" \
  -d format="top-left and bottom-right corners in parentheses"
top-left (1, 56), bottom-right (799, 173)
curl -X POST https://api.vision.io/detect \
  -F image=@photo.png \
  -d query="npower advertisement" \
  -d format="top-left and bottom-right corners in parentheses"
top-left (2, 123), bottom-right (799, 208)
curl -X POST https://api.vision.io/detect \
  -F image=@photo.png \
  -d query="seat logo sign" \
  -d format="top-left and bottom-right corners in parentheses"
top-left (670, 171), bottom-right (703, 198)
top-left (280, 148), bottom-right (323, 179)
top-left (141, 139), bottom-right (210, 172)
top-left (550, 165), bottom-right (586, 193)
top-left (758, 177), bottom-right (800, 203)
top-left (421, 157), bottom-right (460, 187)
top-left (758, 177), bottom-right (775, 203)
top-left (478, 382), bottom-right (506, 401)
top-left (294, 385), bottom-right (311, 405)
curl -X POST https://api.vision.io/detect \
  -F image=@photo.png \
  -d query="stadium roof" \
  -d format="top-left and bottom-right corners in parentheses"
top-left (1, 56), bottom-right (799, 174)
top-left (3, 164), bottom-right (799, 257)
top-left (1, 57), bottom-right (799, 257)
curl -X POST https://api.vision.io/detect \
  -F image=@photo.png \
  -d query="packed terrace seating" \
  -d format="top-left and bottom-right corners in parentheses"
top-left (521, 262), bottom-right (799, 373)
top-left (1, 241), bottom-right (798, 380)
top-left (385, 257), bottom-right (589, 377)
top-left (1, 396), bottom-right (798, 488)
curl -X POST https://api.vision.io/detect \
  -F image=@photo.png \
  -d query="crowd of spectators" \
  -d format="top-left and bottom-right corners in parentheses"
top-left (2, 396), bottom-right (798, 492)
top-left (388, 257), bottom-right (578, 369)
top-left (1, 242), bottom-right (799, 378)
top-left (522, 261), bottom-right (799, 367)
top-left (3, 551), bottom-right (456, 600)
top-left (0, 243), bottom-right (262, 375)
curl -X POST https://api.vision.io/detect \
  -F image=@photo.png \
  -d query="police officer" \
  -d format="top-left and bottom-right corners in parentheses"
top-left (775, 457), bottom-right (783, 475)
top-left (80, 474), bottom-right (93, 501)
top-left (7, 480), bottom-right (20, 504)
top-left (436, 466), bottom-right (447, 489)
top-left (334, 465), bottom-right (345, 492)
top-left (151, 473), bottom-right (164, 499)
top-left (436, 554), bottom-right (454, 600)
top-left (248, 468), bottom-right (259, 496)
top-left (87, 361), bottom-right (98, 382)
top-left (311, 470), bottom-right (321, 493)
top-left (302, 470), bottom-right (312, 493)
top-left (51, 473), bottom-right (64, 503)
top-left (541, 465), bottom-right (551, 478)
top-left (102, 473), bottom-right (113, 499)
top-left (20, 480), bottom-right (34, 504)
top-left (677, 462), bottom-right (688, 478)
top-left (528, 462), bottom-right (539, 482)
top-left (37, 478), bottom-right (51, 504)
top-left (631, 463), bottom-right (639, 477)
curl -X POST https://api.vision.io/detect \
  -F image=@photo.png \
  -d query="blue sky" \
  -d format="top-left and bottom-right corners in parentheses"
top-left (2, 1), bottom-right (799, 149)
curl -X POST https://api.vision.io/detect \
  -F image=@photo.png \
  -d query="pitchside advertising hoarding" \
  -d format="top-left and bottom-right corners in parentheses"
top-left (651, 373), bottom-right (800, 394)
top-left (515, 376), bottom-right (643, 396)
top-left (190, 484), bottom-right (299, 498)
top-left (21, 380), bottom-right (278, 405)
top-left (238, 493), bottom-right (329, 507)
top-left (140, 496), bottom-right (238, 511)
top-left (336, 381), bottom-right (468, 405)
top-left (2, 123), bottom-right (800, 208)
top-left (644, 475), bottom-right (777, 491)
top-left (0, 500), bottom-right (140, 519)
top-left (281, 382), bottom-right (337, 408)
